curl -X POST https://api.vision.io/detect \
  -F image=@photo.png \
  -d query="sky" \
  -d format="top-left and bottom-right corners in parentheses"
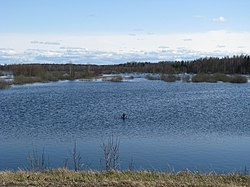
top-left (0, 0), bottom-right (250, 64)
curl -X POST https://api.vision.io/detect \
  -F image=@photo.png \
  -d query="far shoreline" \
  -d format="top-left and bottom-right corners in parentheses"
top-left (1, 73), bottom-right (249, 90)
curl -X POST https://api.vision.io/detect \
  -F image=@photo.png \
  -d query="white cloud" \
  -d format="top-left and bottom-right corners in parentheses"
top-left (146, 32), bottom-right (155, 35)
top-left (31, 41), bottom-right (61, 45)
top-left (183, 38), bottom-right (192, 42)
top-left (0, 46), bottom-right (246, 65)
top-left (238, 46), bottom-right (245, 49)
top-left (158, 46), bottom-right (169, 49)
top-left (0, 30), bottom-right (250, 64)
top-left (216, 45), bottom-right (226, 48)
top-left (213, 16), bottom-right (226, 22)
top-left (128, 33), bottom-right (137, 36)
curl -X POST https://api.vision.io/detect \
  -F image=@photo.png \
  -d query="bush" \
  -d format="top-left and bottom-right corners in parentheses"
top-left (0, 80), bottom-right (10, 89)
top-left (229, 75), bottom-right (248, 83)
top-left (161, 74), bottom-right (180, 82)
top-left (213, 73), bottom-right (231, 82)
top-left (192, 74), bottom-right (217, 83)
top-left (13, 75), bottom-right (41, 85)
top-left (192, 73), bottom-right (248, 83)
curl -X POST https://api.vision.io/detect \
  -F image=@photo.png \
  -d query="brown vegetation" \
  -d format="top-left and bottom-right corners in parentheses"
top-left (229, 75), bottom-right (248, 83)
top-left (0, 170), bottom-right (250, 187)
top-left (0, 55), bottom-right (249, 86)
top-left (102, 76), bottom-right (123, 82)
top-left (192, 74), bottom-right (217, 83)
top-left (192, 73), bottom-right (248, 83)
top-left (0, 80), bottom-right (10, 89)
top-left (161, 74), bottom-right (180, 82)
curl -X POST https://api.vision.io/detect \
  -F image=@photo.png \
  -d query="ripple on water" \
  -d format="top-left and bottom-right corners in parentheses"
top-left (0, 80), bottom-right (250, 171)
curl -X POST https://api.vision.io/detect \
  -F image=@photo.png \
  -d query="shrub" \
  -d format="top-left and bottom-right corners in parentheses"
top-left (0, 80), bottom-right (10, 89)
top-left (102, 136), bottom-right (120, 171)
top-left (213, 73), bottom-right (231, 82)
top-left (192, 74), bottom-right (217, 83)
top-left (13, 75), bottom-right (41, 85)
top-left (161, 74), bottom-right (180, 82)
top-left (103, 76), bottom-right (123, 82)
top-left (192, 73), bottom-right (248, 83)
top-left (229, 75), bottom-right (248, 83)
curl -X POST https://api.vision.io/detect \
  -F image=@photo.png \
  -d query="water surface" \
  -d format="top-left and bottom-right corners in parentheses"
top-left (0, 79), bottom-right (250, 172)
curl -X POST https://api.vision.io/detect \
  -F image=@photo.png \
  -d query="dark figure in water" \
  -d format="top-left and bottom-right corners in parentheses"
top-left (121, 113), bottom-right (127, 120)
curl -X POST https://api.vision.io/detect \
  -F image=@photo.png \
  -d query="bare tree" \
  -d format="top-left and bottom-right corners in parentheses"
top-left (72, 142), bottom-right (82, 171)
top-left (28, 147), bottom-right (48, 172)
top-left (102, 136), bottom-right (120, 171)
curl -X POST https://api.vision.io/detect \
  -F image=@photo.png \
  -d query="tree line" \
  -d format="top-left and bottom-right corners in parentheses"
top-left (1, 55), bottom-right (250, 77)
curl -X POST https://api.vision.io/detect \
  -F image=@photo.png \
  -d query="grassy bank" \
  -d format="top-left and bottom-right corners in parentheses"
top-left (0, 80), bottom-right (11, 89)
top-left (0, 170), bottom-right (250, 187)
top-left (0, 73), bottom-right (248, 90)
top-left (13, 71), bottom-right (101, 85)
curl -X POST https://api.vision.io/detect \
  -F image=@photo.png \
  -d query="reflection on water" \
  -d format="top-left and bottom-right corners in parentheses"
top-left (0, 79), bottom-right (250, 172)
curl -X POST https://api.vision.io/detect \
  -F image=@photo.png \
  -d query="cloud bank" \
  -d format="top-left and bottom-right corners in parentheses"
top-left (0, 30), bottom-right (249, 64)
top-left (31, 41), bottom-right (61, 45)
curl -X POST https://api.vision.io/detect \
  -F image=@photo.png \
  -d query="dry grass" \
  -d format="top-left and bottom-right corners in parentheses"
top-left (0, 80), bottom-right (11, 89)
top-left (161, 74), bottom-right (180, 82)
top-left (192, 73), bottom-right (248, 83)
top-left (0, 170), bottom-right (250, 187)
top-left (102, 76), bottom-right (123, 82)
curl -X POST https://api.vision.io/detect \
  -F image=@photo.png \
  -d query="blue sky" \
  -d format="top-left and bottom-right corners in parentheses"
top-left (0, 0), bottom-right (250, 64)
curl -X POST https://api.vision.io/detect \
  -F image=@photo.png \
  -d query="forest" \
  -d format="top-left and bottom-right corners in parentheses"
top-left (1, 55), bottom-right (250, 75)
top-left (0, 55), bottom-right (249, 85)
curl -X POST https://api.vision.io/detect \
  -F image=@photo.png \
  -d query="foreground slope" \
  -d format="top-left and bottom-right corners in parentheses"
top-left (1, 170), bottom-right (250, 187)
